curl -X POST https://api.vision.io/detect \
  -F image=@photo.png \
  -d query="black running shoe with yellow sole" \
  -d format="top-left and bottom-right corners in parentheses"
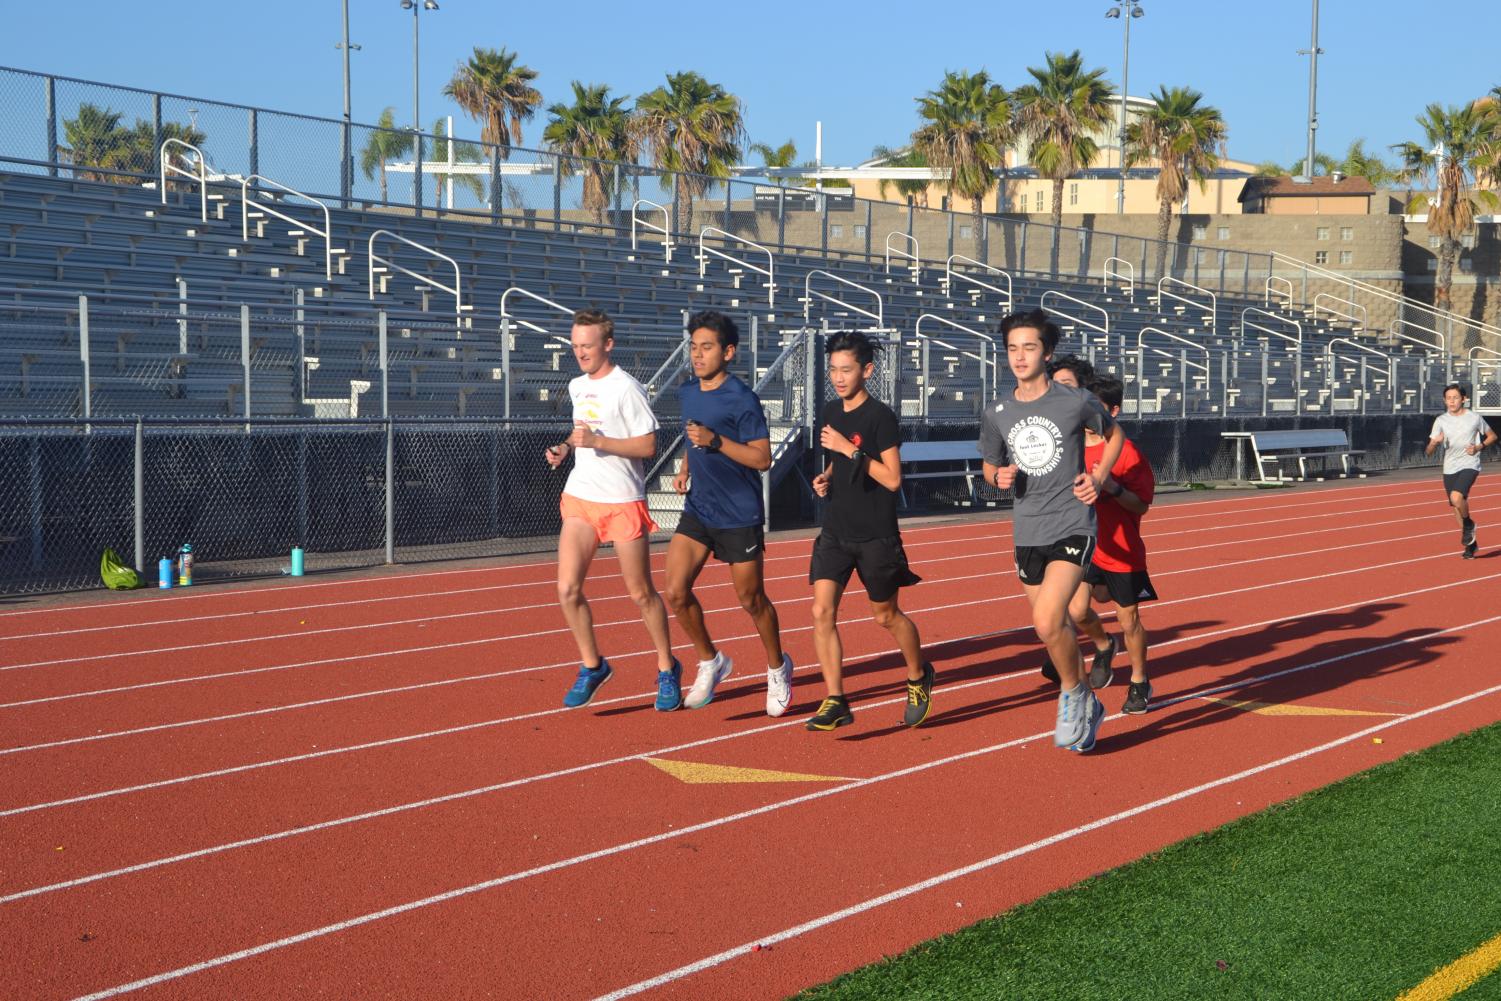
top-left (903, 662), bottom-right (936, 727)
top-left (806, 696), bottom-right (854, 731)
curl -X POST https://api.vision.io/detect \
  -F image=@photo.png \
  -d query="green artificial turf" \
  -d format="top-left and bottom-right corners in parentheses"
top-left (797, 722), bottom-right (1501, 1001)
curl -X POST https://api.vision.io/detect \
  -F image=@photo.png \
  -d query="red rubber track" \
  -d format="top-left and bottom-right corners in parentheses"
top-left (3, 478), bottom-right (1499, 1000)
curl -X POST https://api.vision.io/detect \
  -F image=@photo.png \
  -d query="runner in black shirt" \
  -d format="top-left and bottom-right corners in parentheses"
top-left (806, 331), bottom-right (934, 731)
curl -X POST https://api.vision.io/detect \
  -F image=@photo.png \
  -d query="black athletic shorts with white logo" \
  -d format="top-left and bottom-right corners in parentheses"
top-left (1084, 563), bottom-right (1159, 607)
top-left (1442, 468), bottom-right (1479, 500)
top-left (809, 532), bottom-right (922, 602)
top-left (676, 510), bottom-right (765, 564)
top-left (1014, 534), bottom-right (1095, 586)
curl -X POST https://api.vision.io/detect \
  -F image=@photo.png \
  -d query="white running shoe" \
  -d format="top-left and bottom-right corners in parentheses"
top-left (684, 651), bottom-right (733, 709)
top-left (766, 653), bottom-right (794, 717)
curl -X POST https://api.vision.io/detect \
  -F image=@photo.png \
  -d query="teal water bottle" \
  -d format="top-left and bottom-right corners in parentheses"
top-left (177, 544), bottom-right (194, 586)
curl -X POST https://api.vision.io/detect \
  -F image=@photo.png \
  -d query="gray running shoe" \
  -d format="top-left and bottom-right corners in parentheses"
top-left (1055, 683), bottom-right (1090, 747)
top-left (1070, 691), bottom-right (1106, 753)
top-left (1088, 636), bottom-right (1118, 690)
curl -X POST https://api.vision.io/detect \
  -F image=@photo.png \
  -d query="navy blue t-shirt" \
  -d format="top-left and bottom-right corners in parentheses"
top-left (681, 375), bottom-right (771, 529)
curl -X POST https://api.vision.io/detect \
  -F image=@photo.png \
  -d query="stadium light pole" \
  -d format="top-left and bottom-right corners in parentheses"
top-left (336, 0), bottom-right (361, 206)
top-left (1105, 2), bottom-right (1143, 214)
top-left (401, 0), bottom-right (439, 212)
top-left (1297, 0), bottom-right (1322, 182)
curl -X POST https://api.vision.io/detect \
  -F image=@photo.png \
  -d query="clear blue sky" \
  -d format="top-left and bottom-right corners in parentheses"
top-left (4, 0), bottom-right (1495, 170)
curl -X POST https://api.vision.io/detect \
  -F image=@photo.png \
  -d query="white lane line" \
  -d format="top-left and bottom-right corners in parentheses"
top-left (3, 491), bottom-right (1481, 673)
top-left (592, 670), bottom-right (1501, 1001)
top-left (12, 571), bottom-right (1501, 905)
top-left (2, 526), bottom-right (1473, 816)
top-left (0, 478), bottom-right (1448, 633)
top-left (3, 549), bottom-right (1485, 760)
top-left (65, 617), bottom-right (1501, 1001)
top-left (0, 510), bottom-right (1473, 718)
top-left (0, 484), bottom-right (1447, 643)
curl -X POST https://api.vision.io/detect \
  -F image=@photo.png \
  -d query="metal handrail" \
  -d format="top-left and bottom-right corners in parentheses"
top-left (368, 229), bottom-right (464, 318)
top-left (240, 174), bottom-right (334, 281)
top-left (698, 226), bottom-right (775, 307)
top-left (884, 232), bottom-right (920, 276)
top-left (1467, 346), bottom-right (1501, 361)
top-left (914, 314), bottom-right (997, 416)
top-left (803, 270), bottom-right (883, 327)
top-left (752, 329), bottom-right (809, 396)
top-left (499, 286), bottom-right (573, 344)
top-left (645, 337), bottom-right (692, 407)
top-left (944, 255), bottom-right (1013, 311)
top-left (1103, 256), bottom-right (1135, 300)
top-left (1240, 307), bottom-right (1303, 352)
top-left (631, 199), bottom-right (673, 262)
top-left (1155, 276), bottom-right (1218, 334)
top-left (1312, 292), bottom-right (1369, 331)
top-left (1325, 337), bottom-right (1395, 415)
top-left (159, 138), bottom-right (208, 222)
top-left (1135, 326), bottom-right (1211, 419)
top-left (1040, 289), bottom-right (1109, 336)
top-left (1265, 276), bottom-right (1294, 310)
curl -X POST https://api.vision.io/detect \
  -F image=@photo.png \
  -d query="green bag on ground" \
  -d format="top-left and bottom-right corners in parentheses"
top-left (100, 548), bottom-right (142, 590)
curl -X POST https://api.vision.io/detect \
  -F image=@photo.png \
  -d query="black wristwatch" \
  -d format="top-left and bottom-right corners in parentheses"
top-left (849, 447), bottom-right (864, 464)
top-left (707, 432), bottom-right (723, 453)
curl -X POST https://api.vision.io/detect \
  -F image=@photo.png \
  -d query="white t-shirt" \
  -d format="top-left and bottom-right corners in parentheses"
top-left (564, 365), bottom-right (660, 503)
top-left (1430, 410), bottom-right (1489, 475)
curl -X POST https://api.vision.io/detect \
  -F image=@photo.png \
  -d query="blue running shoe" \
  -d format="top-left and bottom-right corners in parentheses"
top-left (1071, 690), bottom-right (1106, 753)
top-left (655, 658), bottom-right (683, 711)
top-left (563, 659), bottom-right (613, 708)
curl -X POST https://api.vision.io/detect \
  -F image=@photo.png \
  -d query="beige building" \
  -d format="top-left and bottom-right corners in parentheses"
top-left (1238, 174), bottom-right (1377, 214)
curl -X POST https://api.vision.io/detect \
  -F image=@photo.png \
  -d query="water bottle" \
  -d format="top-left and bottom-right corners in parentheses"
top-left (177, 544), bottom-right (194, 587)
top-left (158, 558), bottom-right (173, 589)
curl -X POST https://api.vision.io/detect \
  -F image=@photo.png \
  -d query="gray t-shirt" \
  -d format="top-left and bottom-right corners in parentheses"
top-left (1430, 411), bottom-right (1489, 474)
top-left (980, 382), bottom-right (1114, 546)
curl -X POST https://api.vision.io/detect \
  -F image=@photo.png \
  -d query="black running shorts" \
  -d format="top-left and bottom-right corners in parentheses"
top-left (1014, 535), bottom-right (1095, 586)
top-left (809, 532), bottom-right (922, 602)
top-left (1443, 469), bottom-right (1479, 500)
top-left (1084, 563), bottom-right (1159, 607)
top-left (675, 511), bottom-right (765, 564)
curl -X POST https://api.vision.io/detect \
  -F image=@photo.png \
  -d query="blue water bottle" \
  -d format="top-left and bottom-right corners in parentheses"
top-left (177, 544), bottom-right (194, 587)
top-left (290, 547), bottom-right (305, 577)
top-left (158, 558), bottom-right (173, 589)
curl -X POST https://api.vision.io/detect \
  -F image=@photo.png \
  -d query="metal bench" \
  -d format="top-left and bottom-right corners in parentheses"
top-left (899, 439), bottom-right (985, 506)
top-left (1222, 428), bottom-right (1365, 483)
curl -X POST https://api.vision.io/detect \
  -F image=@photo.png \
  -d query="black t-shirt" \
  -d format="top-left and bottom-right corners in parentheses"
top-left (820, 395), bottom-right (901, 542)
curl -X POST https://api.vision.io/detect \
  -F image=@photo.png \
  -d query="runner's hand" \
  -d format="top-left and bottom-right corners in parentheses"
top-left (568, 423), bottom-right (597, 450)
top-left (820, 425), bottom-right (855, 458)
top-left (544, 443), bottom-right (569, 468)
top-left (1073, 472), bottom-right (1100, 505)
top-left (674, 468), bottom-right (689, 494)
top-left (1466, 443), bottom-right (1481, 456)
top-left (685, 421), bottom-right (715, 448)
top-left (994, 464), bottom-right (1018, 491)
top-left (813, 468), bottom-right (832, 497)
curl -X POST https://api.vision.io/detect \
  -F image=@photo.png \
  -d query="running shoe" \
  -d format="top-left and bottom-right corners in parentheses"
top-left (806, 695), bottom-right (853, 731)
top-left (1041, 655), bottom-right (1060, 685)
top-left (903, 662), bottom-right (937, 728)
top-left (563, 659), bottom-right (613, 708)
top-left (1464, 540), bottom-right (1478, 560)
top-left (684, 651), bottom-right (733, 709)
top-left (655, 658), bottom-right (684, 712)
top-left (1054, 683), bottom-right (1089, 747)
top-left (1070, 690), bottom-right (1106, 753)
top-left (766, 653), bottom-right (794, 717)
top-left (1088, 636), bottom-right (1118, 690)
top-left (1122, 680), bottom-right (1153, 715)
top-left (1462, 518), bottom-right (1476, 547)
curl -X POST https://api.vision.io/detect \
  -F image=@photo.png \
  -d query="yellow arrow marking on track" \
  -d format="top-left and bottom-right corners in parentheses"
top-left (645, 758), bottom-right (854, 785)
top-left (1203, 698), bottom-right (1397, 717)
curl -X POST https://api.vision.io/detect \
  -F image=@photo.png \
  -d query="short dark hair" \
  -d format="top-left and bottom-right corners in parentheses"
top-left (1048, 353), bottom-right (1095, 386)
top-left (999, 308), bottom-right (1062, 354)
top-left (687, 309), bottom-right (740, 349)
top-left (1089, 373), bottom-right (1125, 411)
top-left (572, 308), bottom-right (614, 340)
top-left (825, 330), bottom-right (882, 367)
top-left (1443, 383), bottom-right (1468, 398)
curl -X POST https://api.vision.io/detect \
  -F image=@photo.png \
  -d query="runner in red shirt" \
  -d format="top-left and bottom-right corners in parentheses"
top-left (1047, 366), bottom-right (1156, 715)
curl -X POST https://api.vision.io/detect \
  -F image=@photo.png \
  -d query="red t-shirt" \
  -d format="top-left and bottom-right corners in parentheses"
top-left (1085, 437), bottom-right (1155, 572)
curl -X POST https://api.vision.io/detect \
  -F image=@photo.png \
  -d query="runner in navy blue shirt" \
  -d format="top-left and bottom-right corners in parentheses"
top-left (663, 310), bottom-right (795, 716)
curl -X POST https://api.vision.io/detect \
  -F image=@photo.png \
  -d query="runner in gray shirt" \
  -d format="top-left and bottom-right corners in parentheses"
top-left (982, 309), bottom-right (1126, 753)
top-left (1426, 383), bottom-right (1497, 559)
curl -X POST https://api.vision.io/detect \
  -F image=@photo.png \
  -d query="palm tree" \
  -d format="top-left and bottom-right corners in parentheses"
top-left (429, 118), bottom-right (487, 210)
top-left (1392, 103), bottom-right (1500, 316)
top-left (870, 145), bottom-right (931, 206)
top-left (443, 47), bottom-right (542, 156)
top-left (1288, 152), bottom-right (1338, 177)
top-left (1013, 50), bottom-right (1115, 235)
top-left (1122, 85), bottom-right (1226, 278)
top-left (631, 71), bottom-right (747, 234)
top-left (59, 105), bottom-right (206, 185)
top-left (543, 82), bottom-right (637, 228)
top-left (1337, 139), bottom-right (1394, 186)
top-left (910, 70), bottom-right (1014, 239)
top-left (360, 107), bottom-right (415, 205)
top-left (1252, 160), bottom-right (1286, 177)
top-left (750, 139), bottom-right (797, 185)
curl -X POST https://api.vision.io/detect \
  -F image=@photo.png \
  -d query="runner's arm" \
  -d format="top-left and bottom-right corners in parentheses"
top-left (574, 427), bottom-right (657, 460)
top-left (719, 436), bottom-right (772, 471)
top-left (863, 445), bottom-right (903, 492)
top-left (1103, 480), bottom-right (1150, 515)
top-left (1091, 422), bottom-right (1127, 490)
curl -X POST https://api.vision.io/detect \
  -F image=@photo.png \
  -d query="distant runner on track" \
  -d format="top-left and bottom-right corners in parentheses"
top-left (1427, 383), bottom-right (1497, 559)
